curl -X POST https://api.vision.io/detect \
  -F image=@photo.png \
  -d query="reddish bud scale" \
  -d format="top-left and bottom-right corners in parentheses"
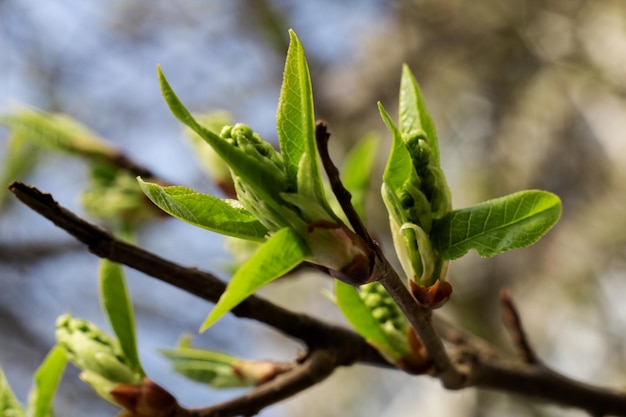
top-left (111, 378), bottom-right (179, 417)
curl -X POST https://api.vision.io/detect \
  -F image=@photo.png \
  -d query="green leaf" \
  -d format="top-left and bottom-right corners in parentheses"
top-left (340, 133), bottom-right (378, 220)
top-left (200, 227), bottom-right (308, 331)
top-left (379, 103), bottom-right (413, 192)
top-left (399, 64), bottom-right (440, 164)
top-left (276, 30), bottom-right (319, 192)
top-left (157, 67), bottom-right (287, 209)
top-left (432, 190), bottom-right (562, 260)
top-left (0, 108), bottom-right (116, 160)
top-left (0, 365), bottom-right (25, 417)
top-left (26, 346), bottom-right (67, 417)
top-left (138, 179), bottom-right (268, 241)
top-left (335, 281), bottom-right (406, 362)
top-left (161, 348), bottom-right (254, 388)
top-left (99, 259), bottom-right (143, 374)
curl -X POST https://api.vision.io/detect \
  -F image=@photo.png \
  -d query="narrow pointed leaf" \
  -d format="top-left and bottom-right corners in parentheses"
top-left (276, 30), bottom-right (321, 194)
top-left (26, 346), bottom-right (67, 417)
top-left (399, 64), bottom-right (440, 164)
top-left (99, 259), bottom-right (143, 374)
top-left (379, 103), bottom-right (413, 192)
top-left (0, 365), bottom-right (25, 417)
top-left (432, 190), bottom-right (562, 260)
top-left (138, 179), bottom-right (268, 241)
top-left (157, 67), bottom-right (286, 207)
top-left (340, 133), bottom-right (378, 219)
top-left (335, 281), bottom-right (405, 362)
top-left (200, 227), bottom-right (308, 331)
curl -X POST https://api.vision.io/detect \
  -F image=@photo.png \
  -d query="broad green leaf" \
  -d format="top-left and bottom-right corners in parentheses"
top-left (335, 281), bottom-right (406, 362)
top-left (0, 365), bottom-right (25, 417)
top-left (276, 30), bottom-right (319, 192)
top-left (138, 179), bottom-right (268, 241)
top-left (0, 108), bottom-right (116, 160)
top-left (26, 346), bottom-right (67, 417)
top-left (99, 259), bottom-right (143, 374)
top-left (0, 133), bottom-right (39, 210)
top-left (161, 348), bottom-right (254, 388)
top-left (340, 133), bottom-right (378, 220)
top-left (200, 227), bottom-right (308, 331)
top-left (379, 103), bottom-right (413, 192)
top-left (157, 67), bottom-right (287, 210)
top-left (399, 64), bottom-right (440, 164)
top-left (432, 190), bottom-right (562, 260)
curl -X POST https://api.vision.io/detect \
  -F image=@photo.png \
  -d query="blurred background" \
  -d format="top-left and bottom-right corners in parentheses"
top-left (2, 0), bottom-right (626, 416)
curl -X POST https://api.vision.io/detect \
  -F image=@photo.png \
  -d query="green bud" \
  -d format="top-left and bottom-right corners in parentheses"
top-left (55, 315), bottom-right (142, 402)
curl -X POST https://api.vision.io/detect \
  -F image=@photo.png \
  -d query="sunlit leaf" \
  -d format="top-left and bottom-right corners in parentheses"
top-left (379, 102), bottom-right (413, 192)
top-left (432, 190), bottom-right (562, 260)
top-left (26, 346), bottom-right (67, 417)
top-left (276, 30), bottom-right (318, 191)
top-left (138, 179), bottom-right (268, 241)
top-left (399, 64), bottom-right (440, 164)
top-left (0, 365), bottom-right (25, 417)
top-left (99, 259), bottom-right (143, 374)
top-left (157, 67), bottom-right (287, 209)
top-left (200, 227), bottom-right (308, 331)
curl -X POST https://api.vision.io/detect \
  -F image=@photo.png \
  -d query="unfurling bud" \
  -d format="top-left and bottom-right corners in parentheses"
top-left (55, 315), bottom-right (142, 402)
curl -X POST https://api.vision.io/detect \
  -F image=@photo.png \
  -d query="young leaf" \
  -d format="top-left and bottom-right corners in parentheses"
top-left (399, 64), bottom-right (440, 164)
top-left (432, 190), bottom-right (562, 260)
top-left (27, 346), bottom-right (67, 417)
top-left (160, 348), bottom-right (253, 388)
top-left (99, 259), bottom-right (143, 374)
top-left (138, 179), bottom-right (268, 241)
top-left (157, 67), bottom-right (287, 209)
top-left (276, 29), bottom-right (318, 191)
top-left (0, 365), bottom-right (25, 417)
top-left (379, 102), bottom-right (413, 192)
top-left (200, 227), bottom-right (309, 331)
top-left (340, 133), bottom-right (379, 220)
top-left (335, 281), bottom-right (407, 362)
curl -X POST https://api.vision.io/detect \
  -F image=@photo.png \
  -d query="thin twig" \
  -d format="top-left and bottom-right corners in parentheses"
top-left (182, 348), bottom-right (339, 417)
top-left (500, 289), bottom-right (540, 365)
top-left (314, 121), bottom-right (375, 247)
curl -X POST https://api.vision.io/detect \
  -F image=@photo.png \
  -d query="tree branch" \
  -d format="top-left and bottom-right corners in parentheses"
top-left (9, 181), bottom-right (626, 416)
top-left (314, 121), bottom-right (375, 247)
top-left (314, 123), bottom-right (464, 387)
top-left (182, 348), bottom-right (339, 417)
top-left (7, 181), bottom-right (386, 367)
